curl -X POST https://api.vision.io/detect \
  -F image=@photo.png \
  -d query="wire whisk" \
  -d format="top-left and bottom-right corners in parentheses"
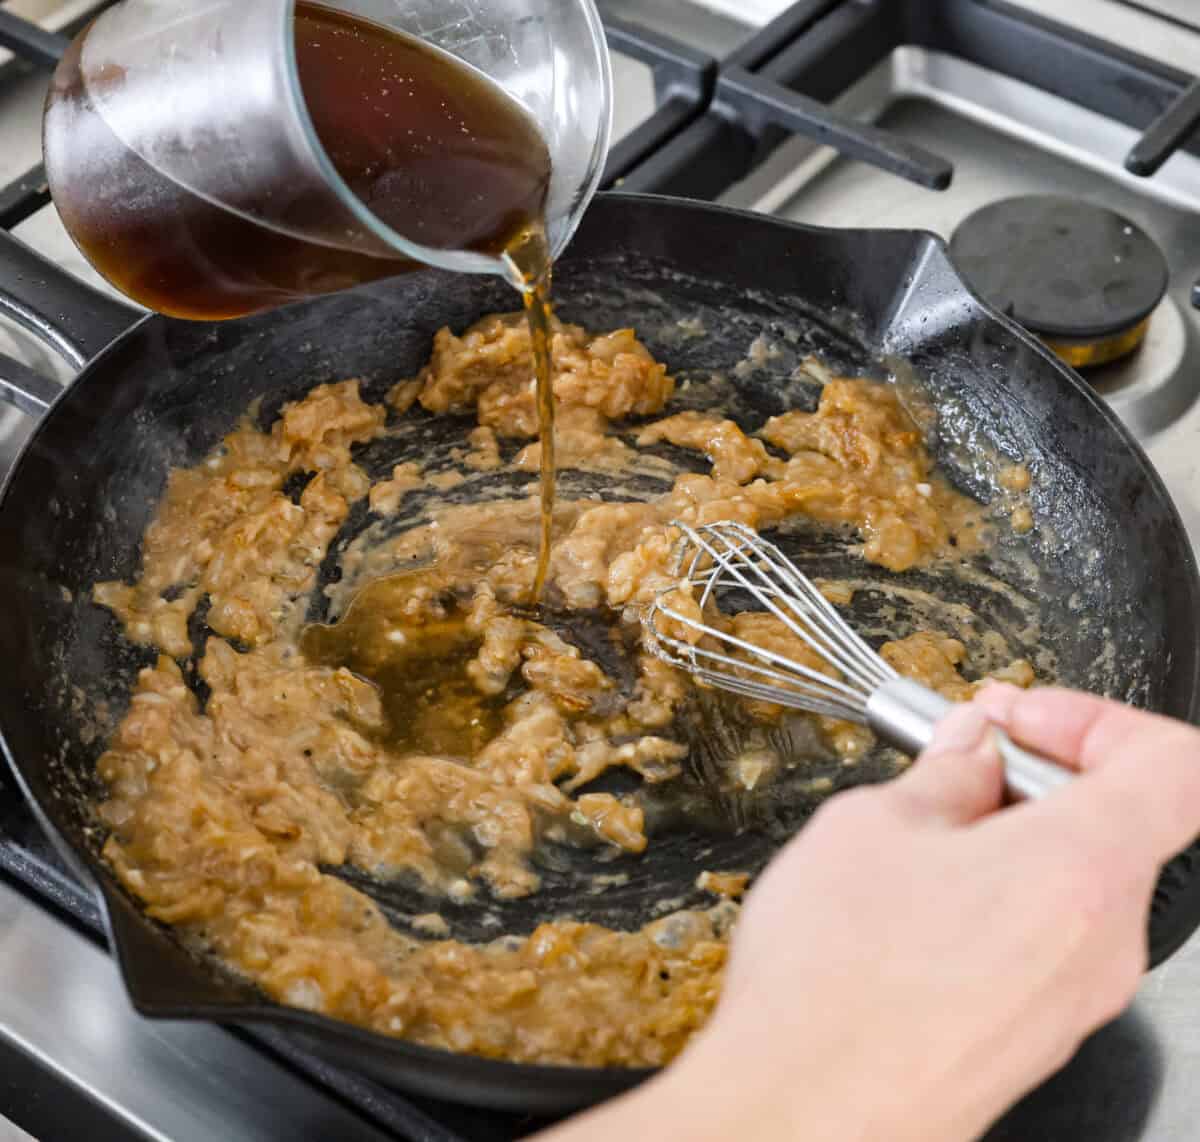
top-left (643, 520), bottom-right (1069, 800)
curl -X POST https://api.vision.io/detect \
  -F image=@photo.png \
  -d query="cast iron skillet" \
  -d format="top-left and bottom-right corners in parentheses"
top-left (1, 194), bottom-right (1199, 1114)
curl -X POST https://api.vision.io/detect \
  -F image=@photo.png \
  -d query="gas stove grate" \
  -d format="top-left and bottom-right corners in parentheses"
top-left (0, 6), bottom-right (68, 68)
top-left (0, 7), bottom-right (71, 228)
top-left (4, 1), bottom-right (1198, 230)
top-left (615, 0), bottom-right (1200, 197)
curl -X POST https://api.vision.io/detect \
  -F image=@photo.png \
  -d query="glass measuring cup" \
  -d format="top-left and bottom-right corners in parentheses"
top-left (42, 0), bottom-right (613, 320)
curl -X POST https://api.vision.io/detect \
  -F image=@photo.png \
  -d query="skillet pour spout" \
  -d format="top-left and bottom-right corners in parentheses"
top-left (0, 195), bottom-right (1197, 1113)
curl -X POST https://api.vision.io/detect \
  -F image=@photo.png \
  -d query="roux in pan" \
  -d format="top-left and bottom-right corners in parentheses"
top-left (91, 313), bottom-right (1033, 1065)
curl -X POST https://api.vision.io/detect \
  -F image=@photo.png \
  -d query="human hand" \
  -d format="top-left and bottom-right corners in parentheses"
top-left (538, 687), bottom-right (1200, 1142)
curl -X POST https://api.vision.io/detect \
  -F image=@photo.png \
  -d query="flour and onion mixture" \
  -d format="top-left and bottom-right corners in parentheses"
top-left (90, 311), bottom-right (1036, 1066)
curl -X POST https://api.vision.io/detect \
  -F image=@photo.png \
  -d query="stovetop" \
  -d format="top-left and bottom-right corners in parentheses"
top-left (1, 0), bottom-right (1199, 1138)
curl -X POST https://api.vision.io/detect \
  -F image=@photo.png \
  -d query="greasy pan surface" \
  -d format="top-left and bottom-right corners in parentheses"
top-left (1, 195), bottom-right (1199, 1112)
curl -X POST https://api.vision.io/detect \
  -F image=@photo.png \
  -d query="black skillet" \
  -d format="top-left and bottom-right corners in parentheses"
top-left (1, 193), bottom-right (1200, 1114)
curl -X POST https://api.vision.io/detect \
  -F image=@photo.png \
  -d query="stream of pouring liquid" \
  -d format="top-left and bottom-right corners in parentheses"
top-left (504, 224), bottom-right (556, 603)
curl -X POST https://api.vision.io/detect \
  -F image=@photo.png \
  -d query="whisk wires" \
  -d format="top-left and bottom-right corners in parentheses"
top-left (643, 521), bottom-right (898, 724)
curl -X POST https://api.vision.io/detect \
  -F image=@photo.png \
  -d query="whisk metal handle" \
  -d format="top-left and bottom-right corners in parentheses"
top-left (867, 678), bottom-right (1072, 801)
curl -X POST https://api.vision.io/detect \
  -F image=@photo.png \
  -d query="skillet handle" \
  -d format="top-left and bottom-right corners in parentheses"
top-left (0, 229), bottom-right (142, 412)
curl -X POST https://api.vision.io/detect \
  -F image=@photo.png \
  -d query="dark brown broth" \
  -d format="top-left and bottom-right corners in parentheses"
top-left (297, 4), bottom-right (550, 255)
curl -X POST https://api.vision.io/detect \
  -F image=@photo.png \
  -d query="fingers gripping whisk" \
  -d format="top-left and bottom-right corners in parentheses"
top-left (642, 520), bottom-right (1071, 801)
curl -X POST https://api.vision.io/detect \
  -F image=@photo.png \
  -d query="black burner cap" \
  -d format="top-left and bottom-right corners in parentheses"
top-left (948, 196), bottom-right (1168, 341)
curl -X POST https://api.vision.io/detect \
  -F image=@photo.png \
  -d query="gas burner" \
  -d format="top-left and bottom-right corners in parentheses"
top-left (949, 196), bottom-right (1169, 370)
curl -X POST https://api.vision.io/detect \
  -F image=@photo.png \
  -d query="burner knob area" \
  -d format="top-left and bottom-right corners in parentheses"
top-left (949, 195), bottom-right (1169, 369)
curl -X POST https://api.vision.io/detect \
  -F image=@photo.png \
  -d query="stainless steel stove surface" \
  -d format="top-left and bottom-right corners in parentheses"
top-left (1, 0), bottom-right (1200, 1138)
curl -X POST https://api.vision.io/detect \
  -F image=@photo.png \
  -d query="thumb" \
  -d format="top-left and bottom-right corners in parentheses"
top-left (887, 702), bottom-right (1006, 826)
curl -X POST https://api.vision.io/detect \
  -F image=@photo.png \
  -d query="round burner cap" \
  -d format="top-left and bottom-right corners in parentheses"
top-left (948, 196), bottom-right (1168, 342)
